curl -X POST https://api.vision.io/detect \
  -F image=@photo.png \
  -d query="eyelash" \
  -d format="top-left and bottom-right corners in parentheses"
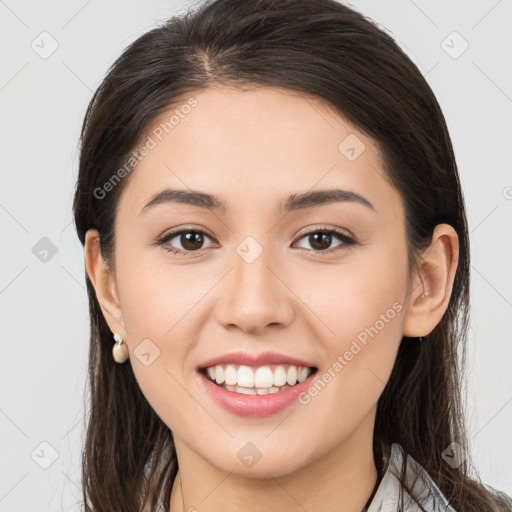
top-left (156, 226), bottom-right (357, 256)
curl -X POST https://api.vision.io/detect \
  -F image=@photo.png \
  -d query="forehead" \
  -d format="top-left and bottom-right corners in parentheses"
top-left (118, 85), bottom-right (402, 220)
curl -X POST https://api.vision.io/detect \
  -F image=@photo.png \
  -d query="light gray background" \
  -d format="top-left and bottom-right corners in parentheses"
top-left (1, 0), bottom-right (511, 510)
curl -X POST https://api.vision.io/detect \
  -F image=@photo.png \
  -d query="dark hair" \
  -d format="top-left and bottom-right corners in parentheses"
top-left (72, 0), bottom-right (510, 510)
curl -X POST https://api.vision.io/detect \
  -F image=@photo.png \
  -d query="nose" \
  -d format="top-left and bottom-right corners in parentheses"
top-left (215, 243), bottom-right (295, 334)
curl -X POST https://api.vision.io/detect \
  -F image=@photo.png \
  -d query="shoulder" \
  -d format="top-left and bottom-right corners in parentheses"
top-left (369, 444), bottom-right (512, 512)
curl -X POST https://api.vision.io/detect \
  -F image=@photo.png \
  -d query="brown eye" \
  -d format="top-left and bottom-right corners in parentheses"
top-left (294, 228), bottom-right (356, 253)
top-left (179, 231), bottom-right (205, 251)
top-left (158, 229), bottom-right (215, 254)
top-left (307, 232), bottom-right (333, 251)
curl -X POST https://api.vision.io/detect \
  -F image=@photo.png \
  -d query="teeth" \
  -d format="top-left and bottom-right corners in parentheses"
top-left (286, 365), bottom-right (297, 386)
top-left (297, 367), bottom-right (310, 383)
top-left (224, 383), bottom-right (292, 394)
top-left (215, 366), bottom-right (225, 385)
top-left (273, 366), bottom-right (287, 386)
top-left (204, 364), bottom-right (313, 390)
top-left (224, 365), bottom-right (237, 386)
top-left (235, 385), bottom-right (257, 395)
top-left (254, 367), bottom-right (273, 387)
top-left (237, 366), bottom-right (255, 387)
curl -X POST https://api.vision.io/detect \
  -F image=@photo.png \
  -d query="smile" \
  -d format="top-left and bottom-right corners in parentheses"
top-left (197, 364), bottom-right (318, 417)
top-left (201, 364), bottom-right (316, 395)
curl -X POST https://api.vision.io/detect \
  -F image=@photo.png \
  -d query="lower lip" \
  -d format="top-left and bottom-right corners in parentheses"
top-left (196, 370), bottom-right (317, 417)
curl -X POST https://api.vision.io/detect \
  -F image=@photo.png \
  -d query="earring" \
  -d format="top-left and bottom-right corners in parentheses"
top-left (112, 332), bottom-right (129, 364)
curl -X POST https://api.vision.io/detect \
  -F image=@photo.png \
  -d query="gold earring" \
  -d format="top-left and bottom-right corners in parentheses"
top-left (112, 332), bottom-right (129, 364)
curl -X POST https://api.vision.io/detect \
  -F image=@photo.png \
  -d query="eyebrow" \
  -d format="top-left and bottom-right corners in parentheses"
top-left (140, 187), bottom-right (376, 215)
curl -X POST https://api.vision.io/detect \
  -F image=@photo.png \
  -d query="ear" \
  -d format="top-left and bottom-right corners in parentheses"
top-left (402, 223), bottom-right (459, 338)
top-left (84, 229), bottom-right (128, 338)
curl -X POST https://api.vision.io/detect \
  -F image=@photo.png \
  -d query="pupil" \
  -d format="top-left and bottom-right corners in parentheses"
top-left (310, 232), bottom-right (331, 250)
top-left (182, 231), bottom-right (203, 250)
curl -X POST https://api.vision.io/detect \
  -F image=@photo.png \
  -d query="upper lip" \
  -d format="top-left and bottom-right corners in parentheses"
top-left (197, 351), bottom-right (317, 370)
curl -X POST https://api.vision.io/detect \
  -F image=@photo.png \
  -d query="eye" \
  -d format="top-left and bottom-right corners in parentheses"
top-left (157, 226), bottom-right (357, 256)
top-left (157, 228), bottom-right (216, 254)
top-left (294, 227), bottom-right (356, 254)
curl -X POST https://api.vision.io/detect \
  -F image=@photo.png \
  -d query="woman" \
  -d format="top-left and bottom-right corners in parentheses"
top-left (72, 0), bottom-right (512, 510)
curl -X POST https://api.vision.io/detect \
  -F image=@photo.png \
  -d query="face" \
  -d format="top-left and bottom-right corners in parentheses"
top-left (108, 85), bottom-right (411, 477)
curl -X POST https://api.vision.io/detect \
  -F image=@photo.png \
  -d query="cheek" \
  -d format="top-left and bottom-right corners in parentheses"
top-left (113, 248), bottom-right (219, 419)
top-left (291, 244), bottom-right (408, 409)
top-left (115, 241), bottom-right (211, 338)
top-left (296, 248), bottom-right (408, 352)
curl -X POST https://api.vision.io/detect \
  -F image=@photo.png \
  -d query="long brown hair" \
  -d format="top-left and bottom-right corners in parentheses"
top-left (72, 0), bottom-right (510, 510)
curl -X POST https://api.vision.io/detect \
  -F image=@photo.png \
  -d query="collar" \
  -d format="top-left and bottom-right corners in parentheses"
top-left (368, 443), bottom-right (457, 512)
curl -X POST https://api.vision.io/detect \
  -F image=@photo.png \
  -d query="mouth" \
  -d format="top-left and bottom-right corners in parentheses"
top-left (198, 364), bottom-right (319, 396)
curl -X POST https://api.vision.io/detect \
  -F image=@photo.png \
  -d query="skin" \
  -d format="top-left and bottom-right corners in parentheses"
top-left (85, 85), bottom-right (459, 512)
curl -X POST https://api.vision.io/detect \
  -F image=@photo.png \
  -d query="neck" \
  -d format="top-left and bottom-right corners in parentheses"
top-left (170, 413), bottom-right (378, 512)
